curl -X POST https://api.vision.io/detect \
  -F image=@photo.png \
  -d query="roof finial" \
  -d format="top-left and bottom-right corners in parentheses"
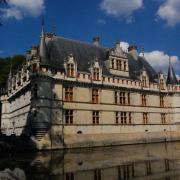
top-left (142, 46), bottom-right (144, 57)
top-left (9, 60), bottom-right (12, 78)
top-left (39, 15), bottom-right (48, 63)
top-left (41, 14), bottom-right (45, 36)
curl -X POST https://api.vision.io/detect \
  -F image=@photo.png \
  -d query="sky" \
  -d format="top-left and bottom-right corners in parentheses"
top-left (0, 0), bottom-right (180, 75)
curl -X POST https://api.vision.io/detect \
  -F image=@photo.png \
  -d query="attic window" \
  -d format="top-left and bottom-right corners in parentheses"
top-left (111, 59), bottom-right (115, 69)
top-left (93, 67), bottom-right (100, 80)
top-left (160, 79), bottom-right (164, 90)
top-left (116, 59), bottom-right (122, 70)
top-left (142, 76), bottom-right (147, 87)
top-left (67, 63), bottom-right (75, 77)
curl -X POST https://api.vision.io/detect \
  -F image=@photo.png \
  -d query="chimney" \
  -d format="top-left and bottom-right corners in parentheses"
top-left (93, 36), bottom-right (100, 47)
top-left (128, 45), bottom-right (138, 60)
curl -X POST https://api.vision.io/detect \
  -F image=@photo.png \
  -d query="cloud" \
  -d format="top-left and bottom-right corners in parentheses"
top-left (120, 41), bottom-right (129, 52)
top-left (141, 50), bottom-right (180, 74)
top-left (1, 0), bottom-right (45, 20)
top-left (119, 41), bottom-right (180, 74)
top-left (157, 0), bottom-right (180, 26)
top-left (100, 0), bottom-right (143, 22)
top-left (97, 18), bottom-right (106, 25)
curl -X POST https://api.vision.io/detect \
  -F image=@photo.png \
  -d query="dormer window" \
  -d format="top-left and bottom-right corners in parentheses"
top-left (107, 43), bottom-right (129, 77)
top-left (67, 63), bottom-right (75, 77)
top-left (116, 59), bottom-right (122, 70)
top-left (111, 59), bottom-right (115, 69)
top-left (142, 76), bottom-right (147, 87)
top-left (65, 54), bottom-right (77, 78)
top-left (160, 79), bottom-right (164, 89)
top-left (90, 59), bottom-right (102, 81)
top-left (124, 62), bottom-right (127, 71)
top-left (159, 73), bottom-right (165, 90)
top-left (93, 67), bottom-right (100, 80)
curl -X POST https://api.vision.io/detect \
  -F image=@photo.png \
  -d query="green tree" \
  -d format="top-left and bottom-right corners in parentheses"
top-left (0, 55), bottom-right (26, 88)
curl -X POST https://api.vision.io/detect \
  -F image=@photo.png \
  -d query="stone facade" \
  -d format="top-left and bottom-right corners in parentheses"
top-left (1, 27), bottom-right (180, 150)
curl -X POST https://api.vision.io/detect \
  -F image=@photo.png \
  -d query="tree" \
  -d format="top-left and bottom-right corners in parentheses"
top-left (0, 55), bottom-right (26, 88)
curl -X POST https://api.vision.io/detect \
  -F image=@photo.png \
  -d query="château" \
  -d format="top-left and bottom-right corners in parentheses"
top-left (1, 23), bottom-right (180, 150)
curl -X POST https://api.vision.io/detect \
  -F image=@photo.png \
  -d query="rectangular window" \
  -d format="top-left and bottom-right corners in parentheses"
top-left (115, 91), bottom-right (131, 105)
top-left (93, 68), bottom-right (100, 80)
top-left (141, 94), bottom-right (147, 106)
top-left (121, 112), bottom-right (127, 124)
top-left (146, 161), bottom-right (152, 175)
top-left (65, 110), bottom-right (73, 124)
top-left (92, 89), bottom-right (99, 103)
top-left (160, 79), bottom-right (164, 89)
top-left (111, 59), bottom-right (115, 69)
top-left (116, 112), bottom-right (132, 124)
top-left (120, 92), bottom-right (126, 105)
top-left (115, 91), bottom-right (118, 104)
top-left (118, 164), bottom-right (135, 179)
top-left (160, 96), bottom-right (165, 107)
top-left (116, 59), bottom-right (122, 70)
top-left (93, 111), bottom-right (99, 124)
top-left (127, 93), bottom-right (130, 105)
top-left (94, 169), bottom-right (101, 180)
top-left (142, 76), bottom-right (147, 87)
top-left (143, 113), bottom-right (148, 124)
top-left (124, 61), bottom-right (127, 71)
top-left (129, 112), bottom-right (132, 124)
top-left (67, 63), bottom-right (75, 77)
top-left (65, 172), bottom-right (74, 180)
top-left (161, 113), bottom-right (166, 124)
top-left (65, 87), bottom-right (73, 101)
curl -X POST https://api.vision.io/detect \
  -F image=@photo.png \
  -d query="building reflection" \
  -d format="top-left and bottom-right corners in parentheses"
top-left (0, 142), bottom-right (180, 180)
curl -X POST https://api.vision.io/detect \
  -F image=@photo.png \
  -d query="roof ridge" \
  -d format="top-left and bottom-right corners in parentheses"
top-left (54, 36), bottom-right (109, 50)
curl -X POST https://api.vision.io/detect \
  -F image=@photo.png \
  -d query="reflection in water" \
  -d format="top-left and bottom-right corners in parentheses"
top-left (1, 142), bottom-right (180, 180)
top-left (0, 168), bottom-right (26, 180)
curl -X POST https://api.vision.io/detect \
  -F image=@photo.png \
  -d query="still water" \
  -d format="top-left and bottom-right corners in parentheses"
top-left (0, 142), bottom-right (180, 180)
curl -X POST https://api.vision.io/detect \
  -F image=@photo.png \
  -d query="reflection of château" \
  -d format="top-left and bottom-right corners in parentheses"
top-left (1, 22), bottom-right (180, 150)
top-left (0, 142), bottom-right (180, 179)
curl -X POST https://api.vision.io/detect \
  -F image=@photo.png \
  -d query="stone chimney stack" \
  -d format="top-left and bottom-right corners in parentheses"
top-left (128, 45), bottom-right (138, 60)
top-left (93, 36), bottom-right (100, 47)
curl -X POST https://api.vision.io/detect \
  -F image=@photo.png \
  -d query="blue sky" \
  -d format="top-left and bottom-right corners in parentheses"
top-left (0, 0), bottom-right (180, 74)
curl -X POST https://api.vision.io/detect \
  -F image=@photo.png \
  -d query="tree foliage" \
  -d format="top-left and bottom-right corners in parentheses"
top-left (0, 55), bottom-right (26, 88)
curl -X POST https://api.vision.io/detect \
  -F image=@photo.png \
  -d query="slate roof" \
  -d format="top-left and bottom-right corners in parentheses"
top-left (167, 60), bottom-right (178, 84)
top-left (42, 35), bottom-right (157, 81)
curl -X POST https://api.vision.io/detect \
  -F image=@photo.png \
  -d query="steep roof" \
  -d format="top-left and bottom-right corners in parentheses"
top-left (42, 35), bottom-right (157, 81)
top-left (167, 59), bottom-right (178, 84)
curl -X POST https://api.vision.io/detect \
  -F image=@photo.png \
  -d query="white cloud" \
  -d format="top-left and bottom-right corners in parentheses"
top-left (100, 0), bottom-right (143, 22)
top-left (97, 18), bottom-right (106, 25)
top-left (142, 50), bottom-right (180, 73)
top-left (120, 41), bottom-right (129, 52)
top-left (1, 0), bottom-right (45, 20)
top-left (119, 41), bottom-right (180, 74)
top-left (157, 0), bottom-right (180, 26)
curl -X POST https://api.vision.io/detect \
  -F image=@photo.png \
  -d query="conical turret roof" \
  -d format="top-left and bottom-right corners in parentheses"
top-left (167, 57), bottom-right (178, 84)
top-left (39, 18), bottom-right (48, 63)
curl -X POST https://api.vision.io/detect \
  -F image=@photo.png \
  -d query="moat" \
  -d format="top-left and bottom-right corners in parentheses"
top-left (0, 142), bottom-right (180, 180)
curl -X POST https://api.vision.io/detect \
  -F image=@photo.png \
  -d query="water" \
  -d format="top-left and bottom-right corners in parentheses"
top-left (0, 142), bottom-right (180, 180)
